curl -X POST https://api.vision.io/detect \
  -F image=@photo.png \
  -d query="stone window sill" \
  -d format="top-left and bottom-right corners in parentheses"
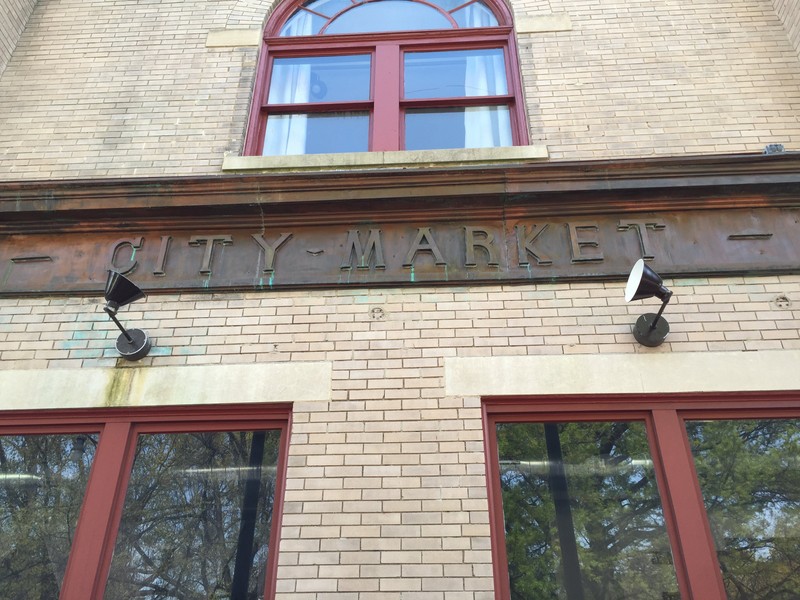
top-left (221, 145), bottom-right (548, 173)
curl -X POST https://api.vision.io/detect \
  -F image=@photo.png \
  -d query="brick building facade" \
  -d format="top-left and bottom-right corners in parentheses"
top-left (2, 1), bottom-right (800, 599)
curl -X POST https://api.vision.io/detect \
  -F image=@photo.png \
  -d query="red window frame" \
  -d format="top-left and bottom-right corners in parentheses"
top-left (483, 391), bottom-right (800, 600)
top-left (0, 403), bottom-right (292, 600)
top-left (243, 2), bottom-right (529, 155)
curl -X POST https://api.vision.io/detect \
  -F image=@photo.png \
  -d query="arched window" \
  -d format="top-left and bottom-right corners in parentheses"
top-left (244, 0), bottom-right (528, 156)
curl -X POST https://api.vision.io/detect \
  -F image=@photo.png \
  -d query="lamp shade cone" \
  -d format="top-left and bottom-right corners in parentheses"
top-left (104, 270), bottom-right (146, 308)
top-left (624, 259), bottom-right (669, 302)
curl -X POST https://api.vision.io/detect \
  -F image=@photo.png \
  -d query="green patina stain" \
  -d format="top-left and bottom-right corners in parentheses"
top-left (410, 266), bottom-right (415, 283)
top-left (103, 368), bottom-right (135, 407)
top-left (1, 264), bottom-right (11, 288)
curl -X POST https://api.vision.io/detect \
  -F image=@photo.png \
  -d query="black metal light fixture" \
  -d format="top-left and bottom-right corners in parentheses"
top-left (104, 270), bottom-right (152, 360)
top-left (69, 434), bottom-right (87, 462)
top-left (624, 259), bottom-right (673, 347)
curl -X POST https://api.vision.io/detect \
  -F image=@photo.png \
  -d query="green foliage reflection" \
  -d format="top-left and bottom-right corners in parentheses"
top-left (496, 422), bottom-right (678, 600)
top-left (0, 434), bottom-right (96, 599)
top-left (687, 419), bottom-right (800, 599)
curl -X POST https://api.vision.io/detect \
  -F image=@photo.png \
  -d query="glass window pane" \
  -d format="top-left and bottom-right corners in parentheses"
top-left (686, 419), bottom-right (800, 599)
top-left (302, 0), bottom-right (354, 18)
top-left (496, 422), bottom-right (680, 599)
top-left (280, 0), bottom-right (500, 36)
top-left (268, 55), bottom-right (371, 104)
top-left (264, 112), bottom-right (369, 155)
top-left (452, 2), bottom-right (498, 27)
top-left (104, 430), bottom-right (282, 600)
top-left (405, 106), bottom-right (511, 150)
top-left (404, 49), bottom-right (507, 99)
top-left (433, 0), bottom-right (481, 12)
top-left (0, 433), bottom-right (97, 597)
top-left (325, 1), bottom-right (452, 34)
top-left (279, 11), bottom-right (326, 36)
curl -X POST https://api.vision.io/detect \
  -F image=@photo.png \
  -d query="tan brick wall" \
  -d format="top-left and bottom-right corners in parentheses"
top-left (1, 275), bottom-right (799, 597)
top-left (0, 0), bottom-right (37, 76)
top-left (226, 0), bottom-right (276, 28)
top-left (4, 277), bottom-right (799, 370)
top-left (1, 0), bottom-right (800, 178)
top-left (520, 0), bottom-right (800, 160)
top-left (0, 0), bottom-right (260, 180)
top-left (774, 0), bottom-right (800, 58)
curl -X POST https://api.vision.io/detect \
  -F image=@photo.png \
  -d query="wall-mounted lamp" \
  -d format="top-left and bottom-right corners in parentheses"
top-left (624, 259), bottom-right (673, 347)
top-left (69, 434), bottom-right (87, 462)
top-left (104, 270), bottom-right (152, 360)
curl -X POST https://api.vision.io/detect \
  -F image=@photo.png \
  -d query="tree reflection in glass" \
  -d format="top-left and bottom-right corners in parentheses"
top-left (0, 433), bottom-right (97, 597)
top-left (496, 421), bottom-right (679, 600)
top-left (104, 430), bottom-right (281, 600)
top-left (686, 419), bottom-right (800, 599)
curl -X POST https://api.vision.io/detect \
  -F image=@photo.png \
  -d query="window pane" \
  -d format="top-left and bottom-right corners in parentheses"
top-left (279, 0), bottom-right (499, 35)
top-left (405, 106), bottom-right (511, 150)
top-left (686, 419), bottom-right (800, 599)
top-left (325, 1), bottom-right (452, 34)
top-left (268, 55), bottom-right (371, 104)
top-left (452, 2), bottom-right (498, 27)
top-left (279, 11), bottom-right (326, 36)
top-left (0, 434), bottom-right (97, 597)
top-left (432, 0), bottom-right (482, 12)
top-left (104, 430), bottom-right (282, 600)
top-left (496, 422), bottom-right (680, 599)
top-left (404, 49), bottom-right (507, 99)
top-left (264, 112), bottom-right (369, 155)
top-left (301, 0), bottom-right (353, 19)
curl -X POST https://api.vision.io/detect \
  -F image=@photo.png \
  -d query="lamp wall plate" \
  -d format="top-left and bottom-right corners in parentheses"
top-left (115, 328), bottom-right (152, 361)
top-left (633, 314), bottom-right (670, 347)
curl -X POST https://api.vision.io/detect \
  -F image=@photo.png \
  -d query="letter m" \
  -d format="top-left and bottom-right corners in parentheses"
top-left (340, 229), bottom-right (386, 270)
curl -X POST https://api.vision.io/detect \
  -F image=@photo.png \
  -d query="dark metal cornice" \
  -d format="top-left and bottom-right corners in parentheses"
top-left (1, 152), bottom-right (799, 233)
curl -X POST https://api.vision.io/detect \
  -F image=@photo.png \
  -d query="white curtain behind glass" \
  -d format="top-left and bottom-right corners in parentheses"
top-left (463, 6), bottom-right (511, 148)
top-left (264, 14), bottom-right (313, 155)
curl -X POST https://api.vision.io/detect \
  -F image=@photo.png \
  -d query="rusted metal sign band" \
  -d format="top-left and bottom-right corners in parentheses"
top-left (1, 207), bottom-right (798, 295)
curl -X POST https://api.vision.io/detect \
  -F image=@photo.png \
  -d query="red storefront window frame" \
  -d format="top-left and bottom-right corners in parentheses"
top-left (483, 391), bottom-right (800, 600)
top-left (0, 403), bottom-right (292, 600)
top-left (243, 1), bottom-right (528, 156)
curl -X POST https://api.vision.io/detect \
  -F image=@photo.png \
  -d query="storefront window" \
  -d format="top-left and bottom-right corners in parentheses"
top-left (485, 394), bottom-right (800, 600)
top-left (0, 405), bottom-right (290, 600)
